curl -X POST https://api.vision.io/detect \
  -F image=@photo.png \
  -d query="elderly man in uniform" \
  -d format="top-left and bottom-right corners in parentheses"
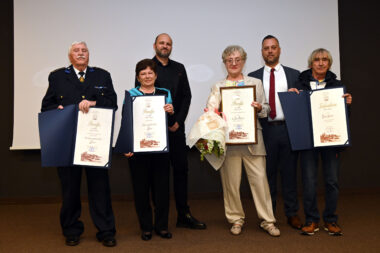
top-left (41, 41), bottom-right (117, 247)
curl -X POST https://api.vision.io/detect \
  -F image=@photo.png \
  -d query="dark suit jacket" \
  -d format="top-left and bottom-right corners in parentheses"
top-left (248, 65), bottom-right (300, 89)
top-left (248, 65), bottom-right (300, 126)
top-left (41, 65), bottom-right (117, 112)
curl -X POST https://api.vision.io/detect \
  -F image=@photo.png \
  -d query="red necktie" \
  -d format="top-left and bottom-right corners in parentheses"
top-left (269, 68), bottom-right (276, 119)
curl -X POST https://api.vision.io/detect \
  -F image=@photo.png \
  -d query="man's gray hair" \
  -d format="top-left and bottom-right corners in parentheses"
top-left (222, 45), bottom-right (247, 62)
top-left (308, 48), bottom-right (333, 69)
top-left (68, 41), bottom-right (88, 55)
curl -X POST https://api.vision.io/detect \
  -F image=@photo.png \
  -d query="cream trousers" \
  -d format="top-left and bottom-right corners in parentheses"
top-left (220, 145), bottom-right (276, 225)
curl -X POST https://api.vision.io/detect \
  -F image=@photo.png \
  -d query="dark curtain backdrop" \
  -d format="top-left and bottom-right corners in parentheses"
top-left (1, 0), bottom-right (379, 199)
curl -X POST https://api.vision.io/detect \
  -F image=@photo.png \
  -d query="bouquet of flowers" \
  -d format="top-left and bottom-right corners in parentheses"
top-left (196, 138), bottom-right (224, 161)
top-left (186, 109), bottom-right (227, 170)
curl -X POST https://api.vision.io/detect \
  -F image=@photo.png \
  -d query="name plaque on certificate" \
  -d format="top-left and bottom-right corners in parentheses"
top-left (73, 108), bottom-right (114, 167)
top-left (114, 91), bottom-right (169, 154)
top-left (38, 105), bottom-right (115, 168)
top-left (278, 87), bottom-right (351, 150)
top-left (220, 85), bottom-right (257, 144)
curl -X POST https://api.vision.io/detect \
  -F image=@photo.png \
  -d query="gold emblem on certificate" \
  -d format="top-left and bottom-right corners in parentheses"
top-left (220, 86), bottom-right (257, 144)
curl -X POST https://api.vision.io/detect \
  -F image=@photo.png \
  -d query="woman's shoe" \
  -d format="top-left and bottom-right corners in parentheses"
top-left (155, 230), bottom-right (172, 239)
top-left (230, 223), bottom-right (243, 235)
top-left (141, 232), bottom-right (152, 241)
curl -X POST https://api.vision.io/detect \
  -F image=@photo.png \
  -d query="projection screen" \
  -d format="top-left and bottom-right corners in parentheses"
top-left (12, 0), bottom-right (340, 149)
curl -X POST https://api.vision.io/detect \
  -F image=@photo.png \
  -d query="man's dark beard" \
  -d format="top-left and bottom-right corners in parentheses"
top-left (264, 56), bottom-right (279, 66)
top-left (156, 49), bottom-right (171, 58)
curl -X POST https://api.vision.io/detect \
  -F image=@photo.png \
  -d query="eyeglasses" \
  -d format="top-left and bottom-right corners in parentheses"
top-left (225, 58), bottom-right (243, 65)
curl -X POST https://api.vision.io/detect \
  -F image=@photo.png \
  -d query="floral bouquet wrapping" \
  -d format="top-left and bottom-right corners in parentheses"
top-left (186, 110), bottom-right (227, 170)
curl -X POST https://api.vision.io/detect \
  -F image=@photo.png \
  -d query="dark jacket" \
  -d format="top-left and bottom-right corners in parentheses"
top-left (41, 65), bottom-right (117, 112)
top-left (295, 69), bottom-right (342, 90)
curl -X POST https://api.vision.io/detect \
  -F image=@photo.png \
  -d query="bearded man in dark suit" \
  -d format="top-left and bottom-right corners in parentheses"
top-left (248, 35), bottom-right (302, 230)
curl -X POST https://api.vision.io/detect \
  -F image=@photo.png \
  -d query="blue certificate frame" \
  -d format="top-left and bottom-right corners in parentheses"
top-left (38, 105), bottom-right (115, 168)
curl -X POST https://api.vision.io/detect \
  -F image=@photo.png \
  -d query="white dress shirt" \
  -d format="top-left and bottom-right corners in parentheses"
top-left (263, 64), bottom-right (287, 121)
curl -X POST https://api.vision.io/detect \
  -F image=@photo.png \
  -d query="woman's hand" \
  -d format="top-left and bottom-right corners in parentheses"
top-left (251, 101), bottom-right (262, 112)
top-left (164, 104), bottom-right (174, 115)
top-left (124, 152), bottom-right (134, 158)
top-left (342, 93), bottom-right (352, 105)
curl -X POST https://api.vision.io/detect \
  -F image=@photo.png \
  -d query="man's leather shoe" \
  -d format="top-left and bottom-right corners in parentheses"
top-left (177, 213), bottom-right (207, 229)
top-left (141, 232), bottom-right (152, 241)
top-left (98, 235), bottom-right (117, 247)
top-left (324, 222), bottom-right (342, 236)
top-left (155, 230), bottom-right (172, 239)
top-left (301, 222), bottom-right (319, 235)
top-left (65, 235), bottom-right (80, 246)
top-left (288, 215), bottom-right (302, 230)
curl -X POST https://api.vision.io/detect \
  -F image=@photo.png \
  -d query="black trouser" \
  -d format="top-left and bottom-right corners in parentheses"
top-left (168, 129), bottom-right (190, 216)
top-left (58, 166), bottom-right (116, 240)
top-left (262, 123), bottom-right (299, 217)
top-left (129, 153), bottom-right (170, 232)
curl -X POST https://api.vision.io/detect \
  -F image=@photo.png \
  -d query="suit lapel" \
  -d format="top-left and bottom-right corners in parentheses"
top-left (283, 65), bottom-right (297, 89)
top-left (259, 67), bottom-right (264, 82)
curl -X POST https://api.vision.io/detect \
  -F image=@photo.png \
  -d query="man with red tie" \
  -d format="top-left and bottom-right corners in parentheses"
top-left (248, 35), bottom-right (302, 230)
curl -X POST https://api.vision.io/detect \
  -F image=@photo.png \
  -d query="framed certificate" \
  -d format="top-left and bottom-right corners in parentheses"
top-left (278, 87), bottom-right (351, 150)
top-left (38, 105), bottom-right (115, 168)
top-left (220, 85), bottom-right (257, 144)
top-left (114, 91), bottom-right (169, 154)
top-left (73, 108), bottom-right (115, 167)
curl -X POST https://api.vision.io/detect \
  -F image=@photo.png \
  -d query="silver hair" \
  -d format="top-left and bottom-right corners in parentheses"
top-left (308, 48), bottom-right (333, 68)
top-left (222, 45), bottom-right (247, 62)
top-left (68, 41), bottom-right (88, 55)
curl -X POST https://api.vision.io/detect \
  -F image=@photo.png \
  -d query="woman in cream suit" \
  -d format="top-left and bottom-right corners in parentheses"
top-left (207, 45), bottom-right (279, 236)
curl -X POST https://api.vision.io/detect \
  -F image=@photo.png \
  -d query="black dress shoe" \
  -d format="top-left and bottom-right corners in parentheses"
top-left (155, 230), bottom-right (172, 239)
top-left (177, 213), bottom-right (207, 229)
top-left (65, 235), bottom-right (80, 246)
top-left (141, 232), bottom-right (152, 241)
top-left (98, 235), bottom-right (117, 247)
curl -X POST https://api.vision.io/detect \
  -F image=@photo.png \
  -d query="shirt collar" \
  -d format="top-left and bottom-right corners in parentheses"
top-left (264, 63), bottom-right (281, 73)
top-left (153, 56), bottom-right (171, 67)
top-left (73, 66), bottom-right (87, 76)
